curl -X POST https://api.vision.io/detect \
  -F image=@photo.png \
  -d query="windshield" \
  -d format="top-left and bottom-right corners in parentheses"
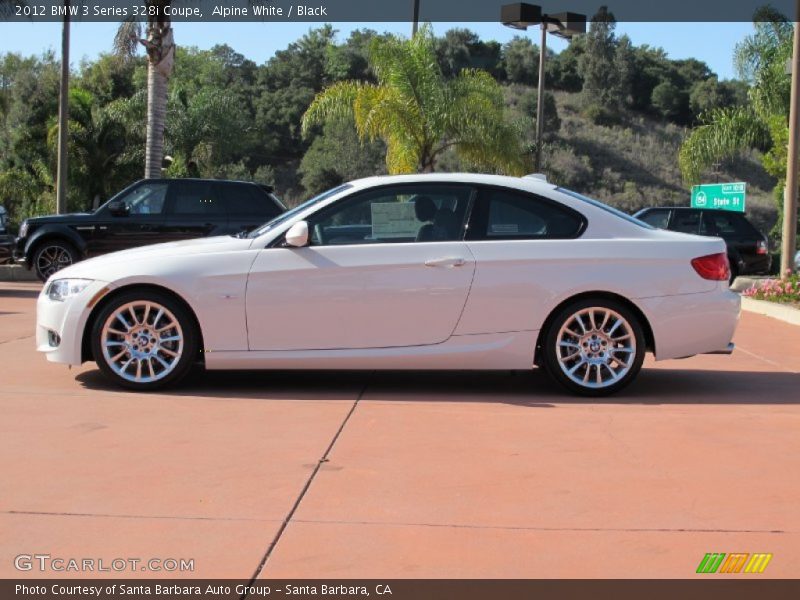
top-left (247, 183), bottom-right (353, 238)
top-left (557, 187), bottom-right (654, 229)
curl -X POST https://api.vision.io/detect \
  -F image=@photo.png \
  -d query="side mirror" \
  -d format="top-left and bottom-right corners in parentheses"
top-left (108, 200), bottom-right (129, 217)
top-left (284, 221), bottom-right (309, 247)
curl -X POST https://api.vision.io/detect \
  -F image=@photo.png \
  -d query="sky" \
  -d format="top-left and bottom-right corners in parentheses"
top-left (0, 21), bottom-right (754, 80)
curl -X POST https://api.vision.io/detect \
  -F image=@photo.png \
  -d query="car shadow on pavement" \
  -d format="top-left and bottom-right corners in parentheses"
top-left (74, 366), bottom-right (800, 406)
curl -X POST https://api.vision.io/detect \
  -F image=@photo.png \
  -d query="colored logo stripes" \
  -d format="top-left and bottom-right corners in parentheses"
top-left (696, 553), bottom-right (772, 574)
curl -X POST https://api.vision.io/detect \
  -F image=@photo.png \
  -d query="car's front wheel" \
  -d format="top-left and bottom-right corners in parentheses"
top-left (542, 299), bottom-right (646, 396)
top-left (90, 290), bottom-right (199, 390)
top-left (33, 240), bottom-right (79, 282)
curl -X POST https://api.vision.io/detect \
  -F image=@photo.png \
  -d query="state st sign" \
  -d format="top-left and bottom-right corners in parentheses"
top-left (690, 182), bottom-right (746, 212)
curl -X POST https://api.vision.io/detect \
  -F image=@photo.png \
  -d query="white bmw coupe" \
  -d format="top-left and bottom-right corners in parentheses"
top-left (36, 174), bottom-right (739, 396)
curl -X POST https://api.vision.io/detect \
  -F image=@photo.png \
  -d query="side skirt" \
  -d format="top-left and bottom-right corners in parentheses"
top-left (204, 331), bottom-right (538, 371)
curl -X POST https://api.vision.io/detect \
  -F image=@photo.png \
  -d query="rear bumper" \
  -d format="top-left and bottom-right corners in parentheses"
top-left (639, 286), bottom-right (740, 361)
top-left (738, 254), bottom-right (771, 276)
top-left (704, 342), bottom-right (735, 355)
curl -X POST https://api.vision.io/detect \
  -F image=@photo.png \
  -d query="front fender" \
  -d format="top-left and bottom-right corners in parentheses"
top-left (24, 225), bottom-right (88, 264)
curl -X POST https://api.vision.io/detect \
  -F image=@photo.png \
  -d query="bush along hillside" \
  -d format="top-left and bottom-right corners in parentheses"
top-left (0, 14), bottom-right (777, 240)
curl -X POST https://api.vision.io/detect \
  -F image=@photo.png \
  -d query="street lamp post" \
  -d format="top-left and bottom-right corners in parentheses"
top-left (501, 3), bottom-right (585, 172)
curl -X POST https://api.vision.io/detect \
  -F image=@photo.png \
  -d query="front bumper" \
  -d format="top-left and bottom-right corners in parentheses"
top-left (36, 279), bottom-right (112, 365)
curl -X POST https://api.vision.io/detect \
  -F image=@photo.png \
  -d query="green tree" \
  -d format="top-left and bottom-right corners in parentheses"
top-left (651, 81), bottom-right (685, 120)
top-left (299, 118), bottom-right (386, 194)
top-left (47, 87), bottom-right (135, 211)
top-left (580, 6), bottom-right (627, 120)
top-left (679, 8), bottom-right (791, 185)
top-left (301, 25), bottom-right (527, 175)
top-left (502, 37), bottom-right (539, 86)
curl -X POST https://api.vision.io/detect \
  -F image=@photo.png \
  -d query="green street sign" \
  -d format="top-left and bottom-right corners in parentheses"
top-left (690, 182), bottom-right (746, 212)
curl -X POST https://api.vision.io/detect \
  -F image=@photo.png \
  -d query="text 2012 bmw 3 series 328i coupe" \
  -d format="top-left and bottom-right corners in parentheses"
top-left (35, 174), bottom-right (739, 396)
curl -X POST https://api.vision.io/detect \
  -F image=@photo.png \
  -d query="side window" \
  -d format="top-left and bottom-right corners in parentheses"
top-left (670, 210), bottom-right (701, 234)
top-left (170, 181), bottom-right (224, 216)
top-left (468, 188), bottom-right (584, 240)
top-left (308, 185), bottom-right (473, 246)
top-left (703, 212), bottom-right (754, 236)
top-left (639, 209), bottom-right (670, 229)
top-left (219, 184), bottom-right (281, 218)
top-left (119, 182), bottom-right (169, 215)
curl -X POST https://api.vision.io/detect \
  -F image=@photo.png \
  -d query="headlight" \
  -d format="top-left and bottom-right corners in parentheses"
top-left (47, 279), bottom-right (93, 302)
top-left (18, 220), bottom-right (29, 239)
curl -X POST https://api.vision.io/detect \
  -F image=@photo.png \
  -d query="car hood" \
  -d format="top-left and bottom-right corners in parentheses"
top-left (54, 235), bottom-right (254, 281)
top-left (27, 212), bottom-right (94, 225)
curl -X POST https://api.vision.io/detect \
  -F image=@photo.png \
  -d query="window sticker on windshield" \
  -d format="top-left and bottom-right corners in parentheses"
top-left (491, 223), bottom-right (519, 234)
top-left (371, 202), bottom-right (419, 238)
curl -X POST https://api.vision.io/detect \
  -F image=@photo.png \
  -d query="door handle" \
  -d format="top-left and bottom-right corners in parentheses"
top-left (424, 257), bottom-right (466, 268)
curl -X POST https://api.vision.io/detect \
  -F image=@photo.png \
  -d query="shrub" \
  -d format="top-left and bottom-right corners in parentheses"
top-left (742, 272), bottom-right (800, 305)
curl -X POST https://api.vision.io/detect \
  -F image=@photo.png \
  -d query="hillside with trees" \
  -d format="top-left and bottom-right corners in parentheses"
top-left (0, 16), bottom-right (778, 239)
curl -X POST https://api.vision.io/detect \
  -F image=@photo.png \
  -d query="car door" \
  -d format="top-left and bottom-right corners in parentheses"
top-left (218, 182), bottom-right (283, 235)
top-left (163, 180), bottom-right (227, 242)
top-left (86, 181), bottom-right (169, 256)
top-left (245, 183), bottom-right (477, 351)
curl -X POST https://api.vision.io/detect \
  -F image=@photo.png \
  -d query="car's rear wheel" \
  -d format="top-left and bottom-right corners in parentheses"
top-left (542, 299), bottom-right (646, 396)
top-left (33, 240), bottom-right (78, 281)
top-left (90, 290), bottom-right (199, 390)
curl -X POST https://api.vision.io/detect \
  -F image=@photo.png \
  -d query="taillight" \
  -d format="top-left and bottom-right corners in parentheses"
top-left (756, 240), bottom-right (768, 255)
top-left (691, 253), bottom-right (730, 281)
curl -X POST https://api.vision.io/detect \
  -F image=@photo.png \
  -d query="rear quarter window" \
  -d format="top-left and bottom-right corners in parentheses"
top-left (220, 184), bottom-right (281, 218)
top-left (468, 187), bottom-right (585, 240)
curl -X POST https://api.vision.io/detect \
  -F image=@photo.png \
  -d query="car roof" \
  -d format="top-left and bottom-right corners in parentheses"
top-left (345, 173), bottom-right (559, 193)
top-left (139, 178), bottom-right (275, 192)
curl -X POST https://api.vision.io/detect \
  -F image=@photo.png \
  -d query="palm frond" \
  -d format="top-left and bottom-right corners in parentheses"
top-left (113, 20), bottom-right (142, 59)
top-left (679, 106), bottom-right (770, 184)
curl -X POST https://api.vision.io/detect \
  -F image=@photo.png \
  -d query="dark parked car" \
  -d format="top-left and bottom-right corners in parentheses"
top-left (15, 179), bottom-right (285, 281)
top-left (0, 205), bottom-right (13, 265)
top-left (634, 207), bottom-right (770, 281)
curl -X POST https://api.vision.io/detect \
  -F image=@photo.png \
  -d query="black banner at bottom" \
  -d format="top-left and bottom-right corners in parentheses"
top-left (3, 580), bottom-right (800, 600)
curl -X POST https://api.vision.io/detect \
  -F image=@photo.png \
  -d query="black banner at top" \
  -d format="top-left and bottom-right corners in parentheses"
top-left (0, 0), bottom-right (798, 23)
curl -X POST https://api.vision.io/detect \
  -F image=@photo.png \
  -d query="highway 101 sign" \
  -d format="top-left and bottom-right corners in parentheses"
top-left (690, 182), bottom-right (746, 212)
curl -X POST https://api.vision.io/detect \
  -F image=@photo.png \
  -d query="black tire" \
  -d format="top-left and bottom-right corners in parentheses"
top-left (541, 298), bottom-right (646, 397)
top-left (729, 264), bottom-right (739, 285)
top-left (33, 240), bottom-right (79, 282)
top-left (90, 289), bottom-right (200, 391)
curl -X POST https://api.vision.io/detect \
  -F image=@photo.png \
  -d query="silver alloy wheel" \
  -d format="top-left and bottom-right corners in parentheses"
top-left (555, 307), bottom-right (636, 390)
top-left (100, 301), bottom-right (184, 384)
top-left (36, 245), bottom-right (73, 278)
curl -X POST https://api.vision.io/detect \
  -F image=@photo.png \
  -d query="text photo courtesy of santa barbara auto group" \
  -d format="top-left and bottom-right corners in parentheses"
top-left (0, 0), bottom-right (799, 598)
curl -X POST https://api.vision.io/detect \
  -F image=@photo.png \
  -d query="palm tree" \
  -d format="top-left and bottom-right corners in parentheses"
top-left (679, 9), bottom-right (792, 185)
top-left (301, 24), bottom-right (527, 175)
top-left (114, 3), bottom-right (175, 179)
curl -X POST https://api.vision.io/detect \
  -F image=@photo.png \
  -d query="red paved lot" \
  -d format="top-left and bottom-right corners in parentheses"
top-left (0, 282), bottom-right (798, 579)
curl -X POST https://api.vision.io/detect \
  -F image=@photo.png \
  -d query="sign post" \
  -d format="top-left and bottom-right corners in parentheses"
top-left (690, 183), bottom-right (746, 213)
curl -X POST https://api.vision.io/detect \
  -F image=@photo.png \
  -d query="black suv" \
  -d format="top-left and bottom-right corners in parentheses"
top-left (0, 205), bottom-right (13, 265)
top-left (15, 178), bottom-right (285, 281)
top-left (634, 207), bottom-right (771, 280)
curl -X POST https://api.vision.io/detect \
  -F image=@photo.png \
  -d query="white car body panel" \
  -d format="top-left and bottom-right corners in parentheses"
top-left (36, 173), bottom-right (741, 372)
top-left (246, 242), bottom-right (476, 350)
